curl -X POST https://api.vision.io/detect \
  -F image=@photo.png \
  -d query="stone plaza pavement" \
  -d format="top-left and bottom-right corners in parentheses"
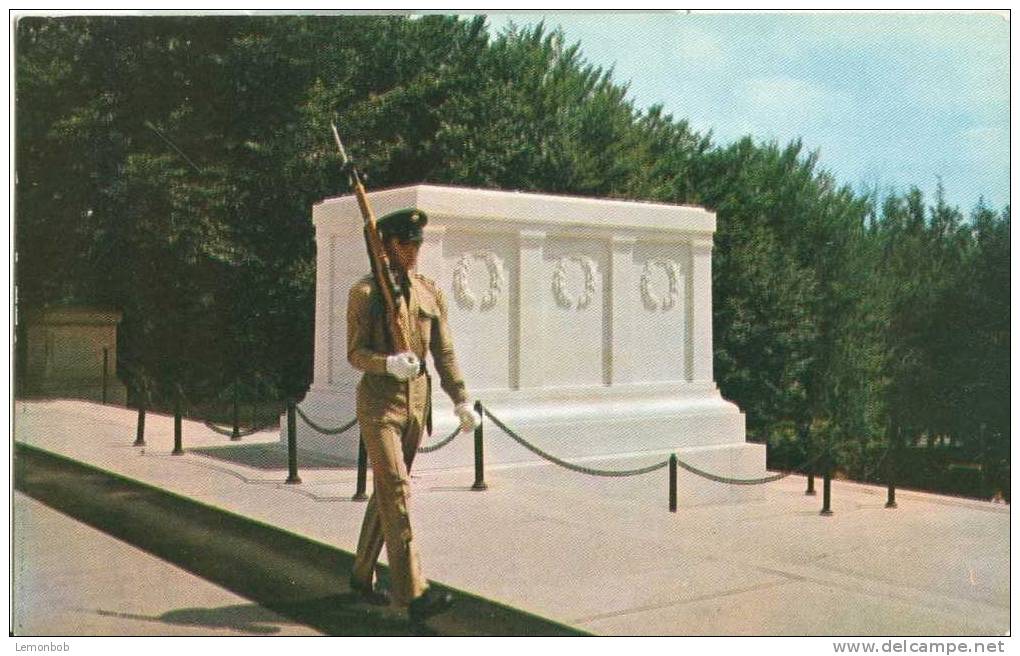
top-left (12, 399), bottom-right (1010, 636)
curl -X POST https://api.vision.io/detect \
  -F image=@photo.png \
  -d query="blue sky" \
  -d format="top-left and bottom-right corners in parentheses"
top-left (482, 12), bottom-right (1009, 213)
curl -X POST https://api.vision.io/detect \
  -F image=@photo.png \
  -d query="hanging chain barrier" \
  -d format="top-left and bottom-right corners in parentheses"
top-left (201, 377), bottom-right (281, 438)
top-left (481, 402), bottom-right (836, 486)
top-left (480, 405), bottom-right (669, 477)
top-left (293, 399), bottom-right (461, 455)
top-left (147, 373), bottom-right (462, 456)
top-left (480, 401), bottom-right (846, 514)
top-left (137, 366), bottom-right (868, 513)
top-left (675, 443), bottom-right (833, 486)
top-left (203, 419), bottom-right (280, 439)
top-left (295, 406), bottom-right (359, 436)
top-left (673, 458), bottom-right (791, 486)
top-left (130, 377), bottom-right (282, 445)
top-left (146, 375), bottom-right (841, 485)
top-left (417, 426), bottom-right (462, 454)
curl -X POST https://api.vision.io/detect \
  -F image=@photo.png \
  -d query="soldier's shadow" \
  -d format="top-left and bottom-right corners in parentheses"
top-left (94, 603), bottom-right (295, 635)
top-left (95, 595), bottom-right (435, 636)
top-left (192, 443), bottom-right (356, 470)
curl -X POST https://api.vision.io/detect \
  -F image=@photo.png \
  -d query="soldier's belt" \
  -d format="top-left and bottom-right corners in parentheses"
top-left (367, 359), bottom-right (427, 381)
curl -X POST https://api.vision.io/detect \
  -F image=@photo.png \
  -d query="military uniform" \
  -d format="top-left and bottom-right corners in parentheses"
top-left (346, 212), bottom-right (469, 608)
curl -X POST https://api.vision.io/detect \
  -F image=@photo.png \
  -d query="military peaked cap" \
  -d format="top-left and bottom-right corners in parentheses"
top-left (377, 208), bottom-right (428, 243)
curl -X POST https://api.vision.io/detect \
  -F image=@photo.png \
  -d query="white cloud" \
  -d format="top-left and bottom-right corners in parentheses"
top-left (668, 26), bottom-right (725, 64)
top-left (740, 76), bottom-right (830, 109)
top-left (959, 126), bottom-right (1009, 166)
top-left (727, 76), bottom-right (859, 146)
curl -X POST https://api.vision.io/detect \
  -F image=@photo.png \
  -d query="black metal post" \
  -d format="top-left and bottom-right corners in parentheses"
top-left (801, 422), bottom-right (816, 495)
top-left (134, 402), bottom-right (146, 447)
top-left (353, 434), bottom-right (369, 501)
top-left (101, 348), bottom-right (109, 404)
top-left (172, 389), bottom-right (184, 455)
top-left (884, 421), bottom-right (898, 508)
top-left (979, 422), bottom-right (989, 498)
top-left (886, 481), bottom-right (897, 509)
top-left (885, 442), bottom-right (897, 509)
top-left (286, 399), bottom-right (301, 484)
top-left (231, 377), bottom-right (241, 441)
top-left (820, 471), bottom-right (833, 516)
top-left (669, 453), bottom-right (678, 513)
top-left (471, 400), bottom-right (487, 491)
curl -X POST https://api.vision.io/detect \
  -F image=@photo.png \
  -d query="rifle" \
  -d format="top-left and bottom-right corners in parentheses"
top-left (330, 122), bottom-right (411, 353)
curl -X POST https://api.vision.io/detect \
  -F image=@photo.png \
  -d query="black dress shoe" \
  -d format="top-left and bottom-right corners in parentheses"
top-left (408, 588), bottom-right (454, 622)
top-left (349, 576), bottom-right (391, 606)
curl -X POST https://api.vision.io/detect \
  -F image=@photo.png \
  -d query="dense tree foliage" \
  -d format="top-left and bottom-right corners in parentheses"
top-left (15, 15), bottom-right (1009, 498)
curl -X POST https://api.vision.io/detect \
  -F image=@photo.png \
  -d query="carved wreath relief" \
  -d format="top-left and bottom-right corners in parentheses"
top-left (552, 255), bottom-right (597, 310)
top-left (640, 258), bottom-right (681, 311)
top-left (452, 250), bottom-right (505, 310)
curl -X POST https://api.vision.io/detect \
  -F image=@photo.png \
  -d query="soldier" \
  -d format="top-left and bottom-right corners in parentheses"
top-left (346, 207), bottom-right (479, 622)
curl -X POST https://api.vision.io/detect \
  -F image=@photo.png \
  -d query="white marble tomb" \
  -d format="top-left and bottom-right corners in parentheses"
top-left (290, 184), bottom-right (766, 501)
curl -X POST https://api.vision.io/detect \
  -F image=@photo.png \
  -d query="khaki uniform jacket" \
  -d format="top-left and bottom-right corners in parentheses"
top-left (347, 272), bottom-right (469, 422)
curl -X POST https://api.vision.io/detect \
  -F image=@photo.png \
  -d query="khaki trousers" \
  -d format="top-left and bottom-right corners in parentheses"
top-left (351, 392), bottom-right (429, 606)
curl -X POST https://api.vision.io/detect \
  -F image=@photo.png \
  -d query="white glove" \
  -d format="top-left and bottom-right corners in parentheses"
top-left (385, 352), bottom-right (420, 380)
top-left (455, 402), bottom-right (482, 433)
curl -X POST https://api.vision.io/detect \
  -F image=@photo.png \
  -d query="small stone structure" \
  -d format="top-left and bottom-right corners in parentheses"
top-left (295, 185), bottom-right (766, 501)
top-left (21, 307), bottom-right (127, 405)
